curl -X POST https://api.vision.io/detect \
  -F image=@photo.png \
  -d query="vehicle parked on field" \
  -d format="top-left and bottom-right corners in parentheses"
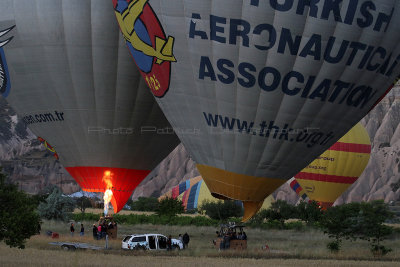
top-left (122, 234), bottom-right (183, 250)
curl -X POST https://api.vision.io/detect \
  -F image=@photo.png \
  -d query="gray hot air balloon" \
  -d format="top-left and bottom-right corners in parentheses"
top-left (0, 0), bottom-right (179, 213)
top-left (113, 0), bottom-right (400, 220)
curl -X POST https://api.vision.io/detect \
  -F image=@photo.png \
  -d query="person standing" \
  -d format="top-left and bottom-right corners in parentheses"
top-left (97, 224), bottom-right (102, 239)
top-left (178, 234), bottom-right (183, 247)
top-left (70, 223), bottom-right (75, 237)
top-left (182, 232), bottom-right (190, 249)
top-left (92, 224), bottom-right (98, 240)
top-left (101, 223), bottom-right (107, 239)
top-left (80, 223), bottom-right (84, 236)
top-left (167, 235), bottom-right (172, 251)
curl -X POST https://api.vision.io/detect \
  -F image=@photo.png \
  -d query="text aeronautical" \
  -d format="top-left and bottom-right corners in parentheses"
top-left (189, 1), bottom-right (398, 110)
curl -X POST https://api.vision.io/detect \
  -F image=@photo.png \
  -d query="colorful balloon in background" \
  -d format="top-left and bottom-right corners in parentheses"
top-left (294, 123), bottom-right (371, 209)
top-left (113, 0), bottom-right (400, 220)
top-left (0, 0), bottom-right (179, 213)
top-left (160, 176), bottom-right (274, 211)
top-left (287, 177), bottom-right (310, 202)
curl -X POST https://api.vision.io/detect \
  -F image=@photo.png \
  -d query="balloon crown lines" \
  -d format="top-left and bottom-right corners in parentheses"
top-left (203, 112), bottom-right (334, 148)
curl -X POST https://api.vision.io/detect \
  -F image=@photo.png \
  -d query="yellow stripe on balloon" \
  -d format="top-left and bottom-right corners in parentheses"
top-left (301, 151), bottom-right (370, 177)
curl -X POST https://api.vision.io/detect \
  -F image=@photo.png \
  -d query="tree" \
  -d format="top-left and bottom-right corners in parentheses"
top-left (199, 200), bottom-right (243, 221)
top-left (37, 187), bottom-right (75, 221)
top-left (357, 200), bottom-right (394, 256)
top-left (265, 200), bottom-right (297, 228)
top-left (130, 197), bottom-right (159, 211)
top-left (0, 170), bottom-right (41, 248)
top-left (156, 197), bottom-right (184, 217)
top-left (320, 203), bottom-right (361, 252)
top-left (321, 201), bottom-right (395, 254)
top-left (75, 196), bottom-right (92, 213)
top-left (296, 200), bottom-right (323, 225)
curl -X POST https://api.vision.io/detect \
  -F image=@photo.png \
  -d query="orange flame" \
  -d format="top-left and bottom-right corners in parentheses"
top-left (103, 189), bottom-right (113, 216)
top-left (102, 170), bottom-right (113, 215)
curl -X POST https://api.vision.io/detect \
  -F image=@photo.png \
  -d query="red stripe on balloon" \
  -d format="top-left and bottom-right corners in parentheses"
top-left (295, 172), bottom-right (358, 184)
top-left (328, 142), bottom-right (371, 154)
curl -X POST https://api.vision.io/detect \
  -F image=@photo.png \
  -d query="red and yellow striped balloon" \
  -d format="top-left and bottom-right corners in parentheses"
top-left (294, 123), bottom-right (371, 209)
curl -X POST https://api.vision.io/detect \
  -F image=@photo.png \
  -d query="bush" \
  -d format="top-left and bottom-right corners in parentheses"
top-left (38, 187), bottom-right (75, 221)
top-left (296, 200), bottom-right (323, 225)
top-left (82, 213), bottom-right (219, 227)
top-left (320, 201), bottom-right (395, 254)
top-left (129, 197), bottom-right (159, 212)
top-left (264, 200), bottom-right (297, 227)
top-left (75, 196), bottom-right (93, 213)
top-left (0, 171), bottom-right (41, 248)
top-left (285, 221), bottom-right (304, 231)
top-left (199, 200), bottom-right (243, 221)
top-left (357, 200), bottom-right (394, 256)
top-left (73, 212), bottom-right (102, 222)
top-left (327, 240), bottom-right (340, 253)
top-left (371, 245), bottom-right (392, 257)
top-left (320, 203), bottom-right (361, 251)
top-left (156, 197), bottom-right (184, 217)
top-left (248, 209), bottom-right (268, 225)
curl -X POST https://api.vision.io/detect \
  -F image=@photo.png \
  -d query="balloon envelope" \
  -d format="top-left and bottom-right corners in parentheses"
top-left (0, 0), bottom-right (179, 212)
top-left (287, 177), bottom-right (309, 202)
top-left (113, 0), bottom-right (400, 219)
top-left (160, 176), bottom-right (274, 211)
top-left (294, 123), bottom-right (371, 209)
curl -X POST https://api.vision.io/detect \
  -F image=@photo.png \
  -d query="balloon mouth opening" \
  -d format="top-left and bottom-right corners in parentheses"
top-left (211, 192), bottom-right (230, 200)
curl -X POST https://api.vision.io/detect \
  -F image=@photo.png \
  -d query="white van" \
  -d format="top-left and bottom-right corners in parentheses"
top-left (122, 234), bottom-right (183, 250)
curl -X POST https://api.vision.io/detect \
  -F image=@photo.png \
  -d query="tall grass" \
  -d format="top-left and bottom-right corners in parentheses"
top-left (30, 220), bottom-right (400, 262)
top-left (2, 244), bottom-right (398, 267)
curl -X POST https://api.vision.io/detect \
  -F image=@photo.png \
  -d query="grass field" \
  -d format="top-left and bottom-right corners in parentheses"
top-left (1, 215), bottom-right (400, 266)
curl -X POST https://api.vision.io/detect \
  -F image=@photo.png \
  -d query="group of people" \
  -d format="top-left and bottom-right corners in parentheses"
top-left (92, 221), bottom-right (116, 240)
top-left (215, 229), bottom-right (247, 250)
top-left (70, 223), bottom-right (85, 237)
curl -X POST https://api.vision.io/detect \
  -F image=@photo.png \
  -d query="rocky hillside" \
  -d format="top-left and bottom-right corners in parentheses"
top-left (335, 86), bottom-right (400, 204)
top-left (1, 85), bottom-right (400, 204)
top-left (0, 98), bottom-right (79, 194)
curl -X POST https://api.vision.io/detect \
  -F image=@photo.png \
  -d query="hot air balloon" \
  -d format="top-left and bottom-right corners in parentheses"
top-left (160, 176), bottom-right (274, 211)
top-left (161, 176), bottom-right (202, 199)
top-left (294, 123), bottom-right (371, 209)
top-left (0, 0), bottom-right (179, 213)
top-left (287, 178), bottom-right (309, 202)
top-left (113, 0), bottom-right (400, 220)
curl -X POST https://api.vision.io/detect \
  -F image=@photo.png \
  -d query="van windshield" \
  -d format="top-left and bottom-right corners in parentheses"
top-left (123, 236), bottom-right (131, 242)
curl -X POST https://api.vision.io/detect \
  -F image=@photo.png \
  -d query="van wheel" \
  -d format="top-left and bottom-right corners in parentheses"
top-left (172, 245), bottom-right (180, 250)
